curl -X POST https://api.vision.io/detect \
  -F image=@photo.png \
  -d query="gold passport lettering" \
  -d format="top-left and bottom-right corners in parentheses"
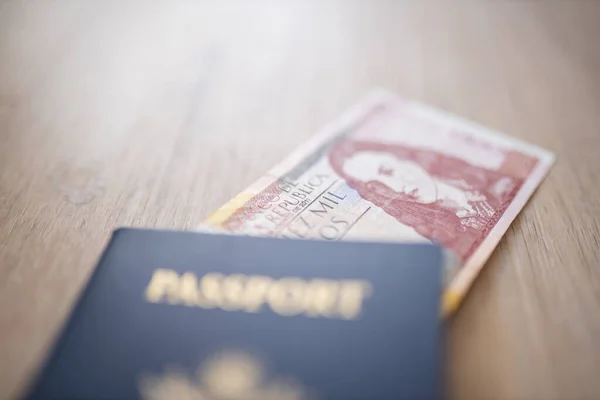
top-left (144, 269), bottom-right (372, 320)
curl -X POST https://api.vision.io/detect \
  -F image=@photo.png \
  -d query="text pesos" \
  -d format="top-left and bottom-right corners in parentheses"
top-left (145, 269), bottom-right (372, 320)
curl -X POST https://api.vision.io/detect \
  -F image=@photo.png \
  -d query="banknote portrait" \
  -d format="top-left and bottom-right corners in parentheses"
top-left (329, 140), bottom-right (528, 262)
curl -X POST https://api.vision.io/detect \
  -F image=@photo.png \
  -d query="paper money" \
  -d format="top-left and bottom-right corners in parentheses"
top-left (201, 90), bottom-right (554, 315)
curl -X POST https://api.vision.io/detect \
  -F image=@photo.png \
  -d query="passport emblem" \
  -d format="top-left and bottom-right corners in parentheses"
top-left (139, 350), bottom-right (310, 400)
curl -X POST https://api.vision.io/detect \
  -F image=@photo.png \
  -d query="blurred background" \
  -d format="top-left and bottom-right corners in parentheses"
top-left (1, 1), bottom-right (599, 399)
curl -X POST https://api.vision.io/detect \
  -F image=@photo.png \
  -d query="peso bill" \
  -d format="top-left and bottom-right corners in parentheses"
top-left (200, 90), bottom-right (555, 315)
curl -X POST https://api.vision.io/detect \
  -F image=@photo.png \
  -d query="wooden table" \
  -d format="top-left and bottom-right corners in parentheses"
top-left (1, 1), bottom-right (599, 399)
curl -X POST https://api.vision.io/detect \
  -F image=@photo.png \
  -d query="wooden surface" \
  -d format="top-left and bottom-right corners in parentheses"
top-left (1, 1), bottom-right (599, 399)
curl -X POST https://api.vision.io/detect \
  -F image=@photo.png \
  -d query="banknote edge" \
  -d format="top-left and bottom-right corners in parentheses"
top-left (444, 153), bottom-right (555, 314)
top-left (372, 87), bottom-right (556, 160)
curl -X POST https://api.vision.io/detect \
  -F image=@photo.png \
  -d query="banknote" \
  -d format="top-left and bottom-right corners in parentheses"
top-left (201, 90), bottom-right (554, 315)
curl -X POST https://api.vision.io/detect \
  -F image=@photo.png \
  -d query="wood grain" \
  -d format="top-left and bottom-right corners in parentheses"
top-left (1, 1), bottom-right (599, 399)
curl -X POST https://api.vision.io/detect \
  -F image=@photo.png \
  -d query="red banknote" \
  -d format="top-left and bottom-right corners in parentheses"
top-left (201, 90), bottom-right (554, 314)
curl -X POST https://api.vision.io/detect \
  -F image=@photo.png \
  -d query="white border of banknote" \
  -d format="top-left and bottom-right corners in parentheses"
top-left (200, 89), bottom-right (555, 316)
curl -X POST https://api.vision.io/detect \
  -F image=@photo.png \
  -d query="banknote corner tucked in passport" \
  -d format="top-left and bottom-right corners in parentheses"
top-left (25, 228), bottom-right (446, 400)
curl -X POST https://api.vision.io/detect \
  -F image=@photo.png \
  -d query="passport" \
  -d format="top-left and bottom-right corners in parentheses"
top-left (26, 228), bottom-right (445, 400)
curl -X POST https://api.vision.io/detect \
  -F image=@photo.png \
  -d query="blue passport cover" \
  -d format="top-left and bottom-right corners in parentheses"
top-left (26, 228), bottom-right (444, 400)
